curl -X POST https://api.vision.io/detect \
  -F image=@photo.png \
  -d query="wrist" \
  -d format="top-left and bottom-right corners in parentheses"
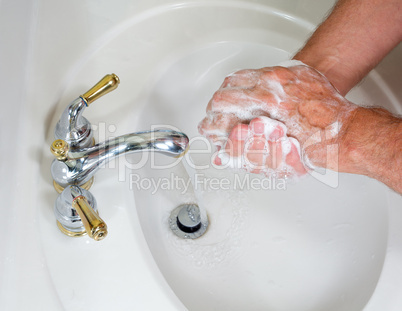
top-left (339, 107), bottom-right (402, 192)
top-left (292, 52), bottom-right (356, 96)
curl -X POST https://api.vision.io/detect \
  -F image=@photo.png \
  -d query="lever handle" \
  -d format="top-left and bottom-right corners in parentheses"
top-left (72, 194), bottom-right (108, 241)
top-left (81, 73), bottom-right (120, 105)
top-left (55, 185), bottom-right (106, 239)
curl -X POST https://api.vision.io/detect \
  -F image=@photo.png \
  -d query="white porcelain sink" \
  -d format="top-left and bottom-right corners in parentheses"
top-left (1, 0), bottom-right (401, 310)
top-left (132, 41), bottom-right (400, 310)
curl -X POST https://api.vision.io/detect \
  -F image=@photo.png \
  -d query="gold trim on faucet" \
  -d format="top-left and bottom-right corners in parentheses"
top-left (81, 73), bottom-right (120, 105)
top-left (72, 195), bottom-right (108, 241)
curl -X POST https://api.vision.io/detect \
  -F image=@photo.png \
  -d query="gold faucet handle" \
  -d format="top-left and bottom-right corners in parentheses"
top-left (72, 195), bottom-right (108, 241)
top-left (81, 73), bottom-right (120, 105)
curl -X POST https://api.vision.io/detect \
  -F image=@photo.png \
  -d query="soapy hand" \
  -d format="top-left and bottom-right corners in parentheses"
top-left (198, 62), bottom-right (358, 179)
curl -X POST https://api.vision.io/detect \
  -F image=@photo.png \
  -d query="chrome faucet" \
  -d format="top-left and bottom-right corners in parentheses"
top-left (50, 129), bottom-right (188, 191)
top-left (50, 74), bottom-right (189, 240)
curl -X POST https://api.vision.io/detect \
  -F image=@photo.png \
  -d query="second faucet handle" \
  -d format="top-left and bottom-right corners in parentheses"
top-left (81, 73), bottom-right (120, 105)
top-left (55, 185), bottom-right (108, 241)
top-left (70, 186), bottom-right (108, 241)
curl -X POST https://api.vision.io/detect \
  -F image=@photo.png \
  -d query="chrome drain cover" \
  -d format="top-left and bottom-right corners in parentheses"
top-left (169, 204), bottom-right (209, 239)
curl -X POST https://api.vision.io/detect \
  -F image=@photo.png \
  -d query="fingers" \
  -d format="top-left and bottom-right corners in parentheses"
top-left (214, 124), bottom-right (249, 166)
top-left (198, 112), bottom-right (240, 147)
top-left (285, 138), bottom-right (307, 176)
top-left (245, 117), bottom-right (286, 173)
top-left (207, 68), bottom-right (291, 115)
top-left (215, 117), bottom-right (307, 178)
top-left (244, 136), bottom-right (268, 174)
top-left (205, 87), bottom-right (284, 125)
top-left (225, 124), bottom-right (249, 157)
top-left (207, 88), bottom-right (258, 114)
top-left (220, 69), bottom-right (259, 89)
top-left (200, 68), bottom-right (297, 147)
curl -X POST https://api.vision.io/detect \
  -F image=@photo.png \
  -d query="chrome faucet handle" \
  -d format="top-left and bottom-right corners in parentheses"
top-left (54, 74), bottom-right (120, 149)
top-left (54, 185), bottom-right (108, 241)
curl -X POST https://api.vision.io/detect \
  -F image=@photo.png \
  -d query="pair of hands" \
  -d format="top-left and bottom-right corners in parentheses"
top-left (198, 63), bottom-right (358, 179)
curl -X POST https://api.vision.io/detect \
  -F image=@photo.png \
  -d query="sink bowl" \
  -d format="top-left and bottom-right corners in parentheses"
top-left (1, 0), bottom-right (401, 310)
top-left (132, 36), bottom-right (402, 311)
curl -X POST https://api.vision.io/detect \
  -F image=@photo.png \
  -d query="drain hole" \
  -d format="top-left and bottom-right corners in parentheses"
top-left (176, 217), bottom-right (201, 233)
top-left (169, 203), bottom-right (209, 239)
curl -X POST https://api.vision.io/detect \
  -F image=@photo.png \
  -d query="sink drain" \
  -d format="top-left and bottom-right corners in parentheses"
top-left (169, 204), bottom-right (208, 239)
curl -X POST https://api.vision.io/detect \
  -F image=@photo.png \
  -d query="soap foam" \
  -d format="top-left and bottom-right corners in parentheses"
top-left (216, 149), bottom-right (244, 170)
top-left (211, 95), bottom-right (265, 121)
top-left (277, 60), bottom-right (307, 68)
top-left (280, 138), bottom-right (292, 156)
top-left (327, 121), bottom-right (341, 139)
top-left (201, 128), bottom-right (229, 139)
top-left (262, 77), bottom-right (285, 101)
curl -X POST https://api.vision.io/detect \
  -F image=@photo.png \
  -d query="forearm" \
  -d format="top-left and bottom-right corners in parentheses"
top-left (340, 107), bottom-right (402, 193)
top-left (293, 0), bottom-right (402, 95)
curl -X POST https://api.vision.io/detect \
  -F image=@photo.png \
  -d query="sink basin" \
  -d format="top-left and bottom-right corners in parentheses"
top-left (132, 38), bottom-right (402, 311)
top-left (1, 0), bottom-right (401, 310)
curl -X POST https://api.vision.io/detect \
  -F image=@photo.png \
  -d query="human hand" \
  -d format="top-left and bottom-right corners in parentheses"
top-left (198, 62), bottom-right (358, 179)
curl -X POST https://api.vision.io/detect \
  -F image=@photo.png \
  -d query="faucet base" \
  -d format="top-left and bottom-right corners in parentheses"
top-left (56, 221), bottom-right (86, 237)
top-left (53, 177), bottom-right (94, 194)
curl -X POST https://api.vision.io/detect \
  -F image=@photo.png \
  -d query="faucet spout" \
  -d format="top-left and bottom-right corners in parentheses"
top-left (51, 129), bottom-right (189, 190)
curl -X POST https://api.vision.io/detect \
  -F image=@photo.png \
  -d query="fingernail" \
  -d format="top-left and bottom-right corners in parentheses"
top-left (252, 120), bottom-right (265, 135)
